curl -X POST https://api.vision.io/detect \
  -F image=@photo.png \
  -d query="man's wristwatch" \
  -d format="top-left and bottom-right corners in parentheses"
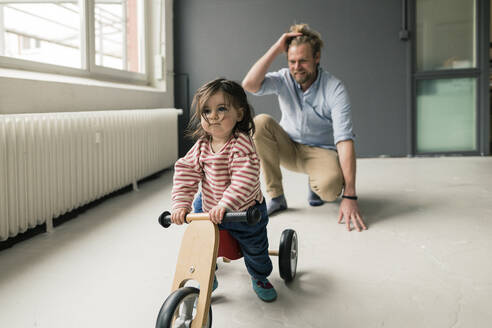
top-left (342, 195), bottom-right (358, 200)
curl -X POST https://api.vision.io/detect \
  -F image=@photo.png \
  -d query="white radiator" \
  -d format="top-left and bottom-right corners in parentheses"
top-left (0, 109), bottom-right (179, 241)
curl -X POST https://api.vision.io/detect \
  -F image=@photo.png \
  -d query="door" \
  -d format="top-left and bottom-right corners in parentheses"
top-left (412, 0), bottom-right (486, 155)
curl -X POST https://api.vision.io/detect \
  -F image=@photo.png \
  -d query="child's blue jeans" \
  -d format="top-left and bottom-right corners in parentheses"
top-left (193, 193), bottom-right (273, 280)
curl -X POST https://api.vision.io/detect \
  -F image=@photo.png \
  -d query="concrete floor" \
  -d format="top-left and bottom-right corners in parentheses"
top-left (1, 157), bottom-right (491, 328)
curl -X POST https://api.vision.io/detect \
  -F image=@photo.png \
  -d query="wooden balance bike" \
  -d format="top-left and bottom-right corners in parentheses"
top-left (155, 206), bottom-right (298, 328)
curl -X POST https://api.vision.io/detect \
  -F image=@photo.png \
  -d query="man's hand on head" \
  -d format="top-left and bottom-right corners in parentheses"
top-left (274, 32), bottom-right (303, 54)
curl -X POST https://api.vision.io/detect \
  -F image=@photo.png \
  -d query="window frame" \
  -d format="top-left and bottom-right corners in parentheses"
top-left (0, 0), bottom-right (150, 86)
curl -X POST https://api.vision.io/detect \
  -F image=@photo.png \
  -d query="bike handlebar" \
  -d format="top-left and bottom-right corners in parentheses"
top-left (158, 206), bottom-right (261, 228)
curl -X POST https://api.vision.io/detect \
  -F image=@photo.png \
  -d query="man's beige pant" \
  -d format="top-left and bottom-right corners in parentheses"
top-left (253, 114), bottom-right (343, 201)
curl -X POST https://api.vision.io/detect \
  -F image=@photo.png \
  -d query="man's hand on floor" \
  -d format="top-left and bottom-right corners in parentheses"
top-left (338, 199), bottom-right (367, 232)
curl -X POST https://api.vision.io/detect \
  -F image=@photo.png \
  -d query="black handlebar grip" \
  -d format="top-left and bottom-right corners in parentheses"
top-left (158, 211), bottom-right (172, 228)
top-left (246, 206), bottom-right (261, 225)
top-left (222, 206), bottom-right (261, 225)
top-left (157, 206), bottom-right (261, 228)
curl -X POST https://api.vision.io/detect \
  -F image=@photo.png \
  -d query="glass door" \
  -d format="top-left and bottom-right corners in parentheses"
top-left (414, 0), bottom-right (480, 154)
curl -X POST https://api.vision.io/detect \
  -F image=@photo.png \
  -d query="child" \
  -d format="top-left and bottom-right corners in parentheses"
top-left (170, 78), bottom-right (277, 302)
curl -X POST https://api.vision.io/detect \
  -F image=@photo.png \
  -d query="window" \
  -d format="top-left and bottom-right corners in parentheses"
top-left (416, 0), bottom-right (476, 72)
top-left (94, 0), bottom-right (145, 73)
top-left (2, 2), bottom-right (83, 68)
top-left (416, 78), bottom-right (477, 153)
top-left (0, 0), bottom-right (148, 83)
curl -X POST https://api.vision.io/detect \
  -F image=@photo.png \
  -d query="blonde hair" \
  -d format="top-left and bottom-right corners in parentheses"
top-left (287, 23), bottom-right (323, 57)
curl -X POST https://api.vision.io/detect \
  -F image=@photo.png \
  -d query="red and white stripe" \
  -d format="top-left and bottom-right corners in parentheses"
top-left (172, 133), bottom-right (263, 212)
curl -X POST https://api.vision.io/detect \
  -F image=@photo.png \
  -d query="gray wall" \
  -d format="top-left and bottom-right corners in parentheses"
top-left (174, 0), bottom-right (409, 157)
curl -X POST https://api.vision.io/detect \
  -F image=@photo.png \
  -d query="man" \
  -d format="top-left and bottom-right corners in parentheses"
top-left (242, 23), bottom-right (366, 232)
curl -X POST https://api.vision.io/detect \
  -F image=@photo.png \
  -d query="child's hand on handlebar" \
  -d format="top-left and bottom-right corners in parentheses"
top-left (209, 205), bottom-right (226, 224)
top-left (171, 208), bottom-right (189, 225)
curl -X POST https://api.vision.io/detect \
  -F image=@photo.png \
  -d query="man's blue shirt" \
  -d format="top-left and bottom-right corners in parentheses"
top-left (253, 67), bottom-right (355, 150)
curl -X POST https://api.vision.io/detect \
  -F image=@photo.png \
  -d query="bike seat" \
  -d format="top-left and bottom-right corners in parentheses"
top-left (217, 229), bottom-right (242, 260)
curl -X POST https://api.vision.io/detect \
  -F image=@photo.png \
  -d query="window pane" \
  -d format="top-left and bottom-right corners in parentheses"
top-left (0, 1), bottom-right (82, 68)
top-left (416, 0), bottom-right (476, 71)
top-left (417, 78), bottom-right (476, 153)
top-left (94, 0), bottom-right (145, 73)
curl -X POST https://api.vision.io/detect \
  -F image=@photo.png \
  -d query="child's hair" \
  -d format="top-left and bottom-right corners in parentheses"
top-left (187, 78), bottom-right (256, 140)
top-left (286, 23), bottom-right (324, 57)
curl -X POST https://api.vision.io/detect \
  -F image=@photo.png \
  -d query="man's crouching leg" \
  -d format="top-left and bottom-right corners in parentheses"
top-left (253, 114), bottom-right (298, 215)
top-left (309, 171), bottom-right (344, 203)
top-left (302, 146), bottom-right (344, 204)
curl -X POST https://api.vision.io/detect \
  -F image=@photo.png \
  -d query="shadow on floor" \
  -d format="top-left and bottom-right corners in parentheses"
top-left (358, 194), bottom-right (430, 226)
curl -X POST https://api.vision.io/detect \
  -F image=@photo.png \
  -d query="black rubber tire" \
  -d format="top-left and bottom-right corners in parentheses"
top-left (278, 229), bottom-right (298, 282)
top-left (155, 287), bottom-right (212, 328)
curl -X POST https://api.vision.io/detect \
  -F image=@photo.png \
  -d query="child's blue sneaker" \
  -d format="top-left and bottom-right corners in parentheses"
top-left (251, 277), bottom-right (277, 302)
top-left (212, 274), bottom-right (218, 292)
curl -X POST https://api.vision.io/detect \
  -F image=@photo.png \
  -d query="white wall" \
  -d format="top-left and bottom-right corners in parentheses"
top-left (0, 0), bottom-right (174, 115)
